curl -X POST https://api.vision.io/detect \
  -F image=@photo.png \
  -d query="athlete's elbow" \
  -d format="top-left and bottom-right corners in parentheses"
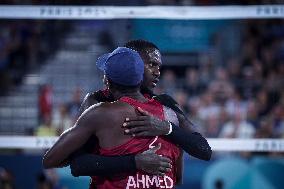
top-left (198, 141), bottom-right (212, 161)
top-left (42, 155), bottom-right (53, 169)
top-left (196, 134), bottom-right (212, 161)
top-left (203, 147), bottom-right (212, 161)
top-left (70, 159), bottom-right (80, 177)
top-left (42, 152), bottom-right (58, 169)
top-left (70, 168), bottom-right (79, 177)
top-left (189, 133), bottom-right (212, 161)
top-left (191, 148), bottom-right (212, 161)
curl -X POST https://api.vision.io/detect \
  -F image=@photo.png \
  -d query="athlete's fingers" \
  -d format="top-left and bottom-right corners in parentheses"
top-left (158, 157), bottom-right (172, 167)
top-left (133, 131), bottom-right (163, 137)
top-left (153, 165), bottom-right (171, 176)
top-left (158, 167), bottom-right (171, 174)
top-left (131, 131), bottom-right (152, 137)
top-left (157, 172), bottom-right (165, 177)
top-left (149, 143), bottom-right (161, 153)
top-left (159, 161), bottom-right (172, 170)
top-left (142, 143), bottom-right (161, 155)
top-left (123, 121), bottom-right (148, 128)
top-left (136, 107), bottom-right (152, 116)
top-left (124, 116), bottom-right (148, 122)
top-left (124, 126), bottom-right (148, 135)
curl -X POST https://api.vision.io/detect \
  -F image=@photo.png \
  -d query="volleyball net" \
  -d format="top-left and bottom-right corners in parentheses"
top-left (0, 136), bottom-right (283, 152)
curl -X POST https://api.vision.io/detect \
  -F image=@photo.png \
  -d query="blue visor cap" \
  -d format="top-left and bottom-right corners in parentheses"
top-left (96, 47), bottom-right (144, 86)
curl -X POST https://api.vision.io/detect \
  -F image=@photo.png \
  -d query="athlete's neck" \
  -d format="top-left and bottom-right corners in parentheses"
top-left (112, 91), bottom-right (146, 102)
top-left (140, 87), bottom-right (154, 97)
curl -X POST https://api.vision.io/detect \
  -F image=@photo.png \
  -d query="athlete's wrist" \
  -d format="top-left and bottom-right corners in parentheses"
top-left (165, 121), bottom-right (173, 135)
top-left (134, 153), bottom-right (143, 170)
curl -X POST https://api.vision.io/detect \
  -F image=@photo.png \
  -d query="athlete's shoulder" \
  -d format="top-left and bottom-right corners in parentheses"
top-left (153, 93), bottom-right (186, 116)
top-left (82, 88), bottom-right (110, 101)
top-left (79, 89), bottom-right (113, 114)
top-left (89, 100), bottom-right (126, 111)
top-left (77, 102), bottom-right (111, 131)
top-left (154, 93), bottom-right (178, 106)
top-left (81, 101), bottom-right (111, 119)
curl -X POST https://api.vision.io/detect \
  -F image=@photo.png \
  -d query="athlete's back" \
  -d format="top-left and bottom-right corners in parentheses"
top-left (89, 97), bottom-right (180, 189)
top-left (91, 100), bottom-right (138, 149)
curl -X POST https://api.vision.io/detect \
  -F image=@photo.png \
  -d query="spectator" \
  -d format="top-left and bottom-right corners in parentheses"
top-left (219, 110), bottom-right (255, 138)
top-left (255, 117), bottom-right (274, 138)
top-left (67, 88), bottom-right (82, 122)
top-left (271, 104), bottom-right (284, 138)
top-left (198, 90), bottom-right (221, 120)
top-left (36, 169), bottom-right (63, 189)
top-left (160, 69), bottom-right (177, 96)
top-left (226, 57), bottom-right (242, 88)
top-left (204, 115), bottom-right (221, 138)
top-left (0, 167), bottom-right (15, 189)
top-left (183, 68), bottom-right (204, 97)
top-left (39, 84), bottom-right (53, 124)
top-left (199, 53), bottom-right (215, 88)
top-left (173, 89), bottom-right (190, 113)
top-left (255, 88), bottom-right (270, 117)
top-left (225, 90), bottom-right (247, 118)
top-left (35, 115), bottom-right (57, 136)
top-left (246, 99), bottom-right (260, 128)
top-left (36, 172), bottom-right (53, 189)
top-left (209, 67), bottom-right (234, 104)
top-left (188, 98), bottom-right (205, 134)
top-left (52, 104), bottom-right (72, 135)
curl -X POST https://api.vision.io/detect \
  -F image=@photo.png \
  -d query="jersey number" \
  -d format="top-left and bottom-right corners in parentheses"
top-left (149, 136), bottom-right (158, 149)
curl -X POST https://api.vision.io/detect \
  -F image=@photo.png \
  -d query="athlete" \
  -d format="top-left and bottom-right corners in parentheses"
top-left (68, 40), bottom-right (212, 178)
top-left (43, 47), bottom-right (182, 188)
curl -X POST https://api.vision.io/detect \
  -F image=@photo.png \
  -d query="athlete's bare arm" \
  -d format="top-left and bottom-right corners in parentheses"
top-left (44, 102), bottom-right (173, 177)
top-left (43, 105), bottom-right (101, 168)
top-left (69, 93), bottom-right (211, 178)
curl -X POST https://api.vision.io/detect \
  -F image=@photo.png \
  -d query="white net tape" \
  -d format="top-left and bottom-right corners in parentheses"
top-left (0, 136), bottom-right (283, 152)
top-left (0, 5), bottom-right (283, 20)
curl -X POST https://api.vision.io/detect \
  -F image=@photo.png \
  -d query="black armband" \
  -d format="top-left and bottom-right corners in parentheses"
top-left (165, 124), bottom-right (212, 161)
top-left (70, 154), bottom-right (136, 177)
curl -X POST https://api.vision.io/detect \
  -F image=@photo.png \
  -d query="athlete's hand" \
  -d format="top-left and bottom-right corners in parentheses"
top-left (135, 144), bottom-right (172, 176)
top-left (123, 107), bottom-right (170, 137)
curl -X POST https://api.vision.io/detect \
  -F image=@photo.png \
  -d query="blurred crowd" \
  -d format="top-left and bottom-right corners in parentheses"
top-left (0, 1), bottom-right (282, 156)
top-left (0, 3), bottom-right (282, 189)
top-left (156, 20), bottom-right (284, 141)
top-left (34, 20), bottom-right (284, 143)
top-left (0, 20), bottom-right (70, 95)
top-left (36, 86), bottom-right (82, 137)
top-left (0, 165), bottom-right (65, 189)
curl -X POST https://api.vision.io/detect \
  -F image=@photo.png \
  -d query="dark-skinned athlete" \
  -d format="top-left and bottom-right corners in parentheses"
top-left (43, 47), bottom-right (182, 188)
top-left (44, 40), bottom-right (212, 185)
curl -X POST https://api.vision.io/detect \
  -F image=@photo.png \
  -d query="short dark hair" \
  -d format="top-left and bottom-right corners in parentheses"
top-left (125, 39), bottom-right (159, 54)
top-left (108, 79), bottom-right (141, 93)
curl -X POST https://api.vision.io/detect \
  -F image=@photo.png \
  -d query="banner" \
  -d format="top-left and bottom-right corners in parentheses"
top-left (0, 5), bottom-right (283, 20)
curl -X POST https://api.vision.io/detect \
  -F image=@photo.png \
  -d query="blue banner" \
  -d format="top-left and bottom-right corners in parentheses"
top-left (132, 19), bottom-right (230, 53)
